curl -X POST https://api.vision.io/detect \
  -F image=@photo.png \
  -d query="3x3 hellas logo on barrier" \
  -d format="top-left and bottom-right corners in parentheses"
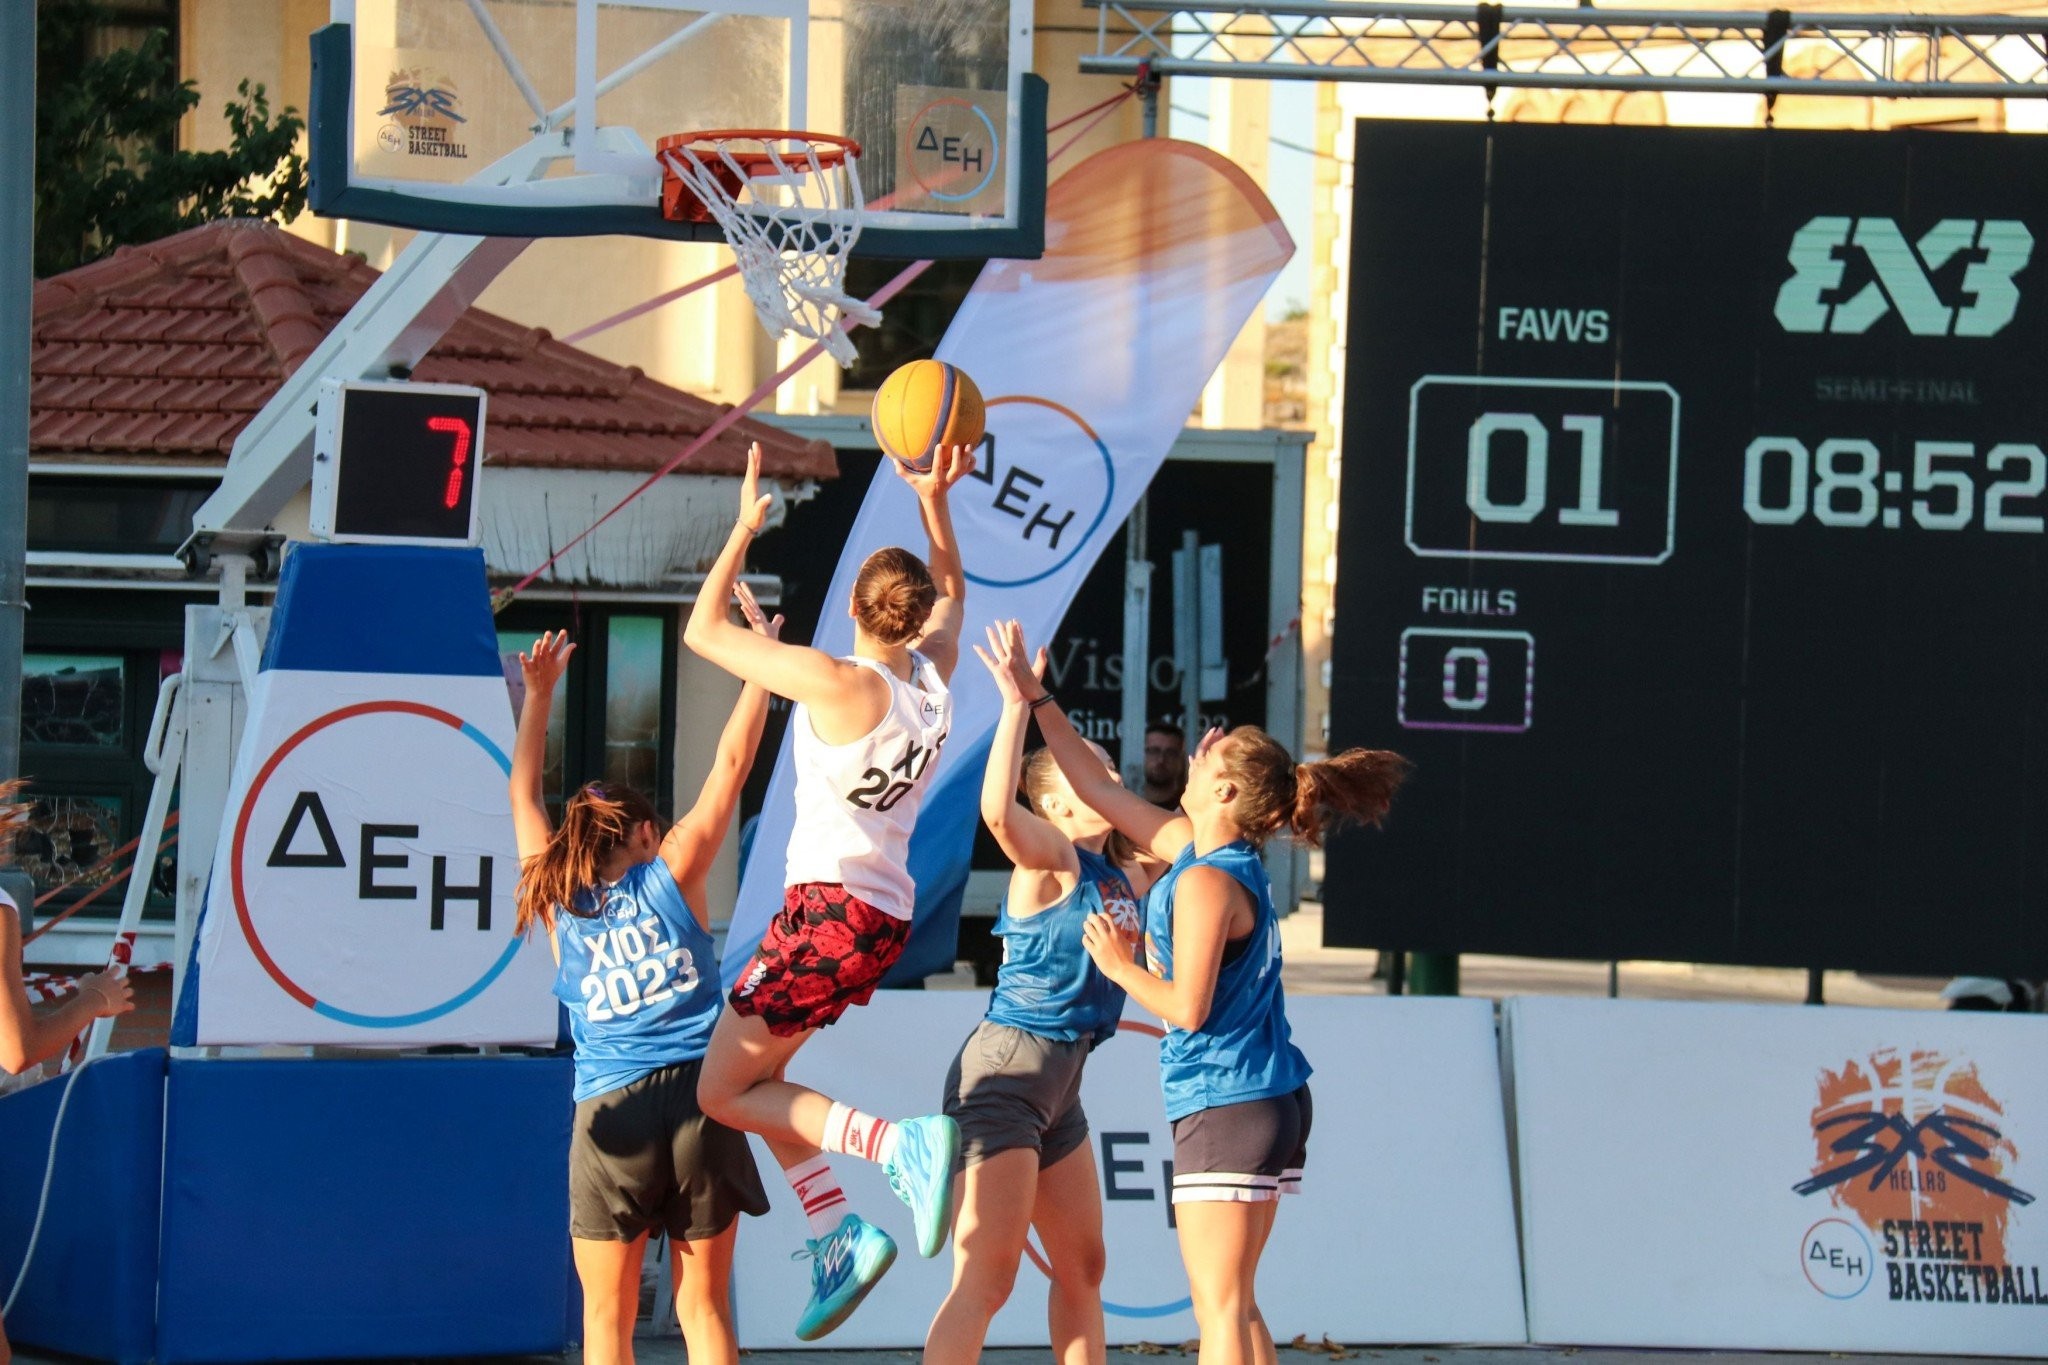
top-left (1774, 217), bottom-right (2034, 337)
top-left (1793, 1048), bottom-right (2043, 1308)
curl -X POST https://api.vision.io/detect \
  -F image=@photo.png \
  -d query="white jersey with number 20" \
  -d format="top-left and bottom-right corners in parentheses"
top-left (785, 652), bottom-right (951, 920)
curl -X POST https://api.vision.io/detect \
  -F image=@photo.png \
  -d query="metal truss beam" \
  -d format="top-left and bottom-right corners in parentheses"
top-left (1083, 2), bottom-right (2048, 98)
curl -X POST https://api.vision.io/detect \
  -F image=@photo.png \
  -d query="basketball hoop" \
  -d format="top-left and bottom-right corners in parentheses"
top-left (657, 131), bottom-right (881, 367)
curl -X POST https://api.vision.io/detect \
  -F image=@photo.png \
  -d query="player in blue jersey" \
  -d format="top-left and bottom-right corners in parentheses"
top-left (985, 620), bottom-right (1407, 1365)
top-left (923, 640), bottom-right (1157, 1365)
top-left (508, 608), bottom-right (779, 1365)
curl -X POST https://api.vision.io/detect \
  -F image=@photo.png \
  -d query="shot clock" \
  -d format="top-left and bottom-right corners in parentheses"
top-left (1326, 120), bottom-right (2048, 979)
top-left (311, 380), bottom-right (487, 546)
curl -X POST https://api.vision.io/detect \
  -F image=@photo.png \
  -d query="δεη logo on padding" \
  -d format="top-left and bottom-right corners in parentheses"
top-left (1792, 1048), bottom-right (2045, 1307)
top-left (1774, 217), bottom-right (2033, 337)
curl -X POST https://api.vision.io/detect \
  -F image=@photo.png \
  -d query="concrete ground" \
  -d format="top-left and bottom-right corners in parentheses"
top-left (17, 1347), bottom-right (2030, 1365)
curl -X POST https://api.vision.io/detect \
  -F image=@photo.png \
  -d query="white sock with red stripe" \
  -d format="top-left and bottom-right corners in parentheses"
top-left (781, 1153), bottom-right (849, 1239)
top-left (822, 1101), bottom-right (902, 1166)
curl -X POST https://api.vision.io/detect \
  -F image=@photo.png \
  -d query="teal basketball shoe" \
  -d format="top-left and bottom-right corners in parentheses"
top-left (883, 1114), bottom-right (962, 1258)
top-left (793, 1213), bottom-right (896, 1342)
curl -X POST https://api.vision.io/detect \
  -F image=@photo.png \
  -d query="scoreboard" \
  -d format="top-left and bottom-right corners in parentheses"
top-left (1325, 121), bottom-right (2048, 978)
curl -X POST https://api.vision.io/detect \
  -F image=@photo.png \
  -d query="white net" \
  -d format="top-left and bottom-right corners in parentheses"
top-left (659, 134), bottom-right (881, 367)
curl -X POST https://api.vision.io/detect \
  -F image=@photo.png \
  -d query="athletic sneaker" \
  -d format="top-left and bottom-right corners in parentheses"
top-left (882, 1113), bottom-right (962, 1257)
top-left (793, 1213), bottom-right (896, 1342)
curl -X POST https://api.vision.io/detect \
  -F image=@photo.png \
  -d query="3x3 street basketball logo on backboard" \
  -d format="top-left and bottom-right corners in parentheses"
top-left (379, 66), bottom-right (470, 162)
top-left (1794, 1048), bottom-right (2043, 1309)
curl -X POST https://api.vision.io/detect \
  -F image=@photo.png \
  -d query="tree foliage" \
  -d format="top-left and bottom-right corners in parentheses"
top-left (35, 0), bottom-right (309, 277)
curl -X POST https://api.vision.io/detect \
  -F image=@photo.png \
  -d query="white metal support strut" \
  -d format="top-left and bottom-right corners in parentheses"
top-left (1082, 2), bottom-right (2048, 98)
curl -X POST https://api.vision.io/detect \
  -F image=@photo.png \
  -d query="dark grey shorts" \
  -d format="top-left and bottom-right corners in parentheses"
top-left (569, 1058), bottom-right (770, 1243)
top-left (941, 1020), bottom-right (1092, 1171)
top-left (1169, 1083), bottom-right (1313, 1204)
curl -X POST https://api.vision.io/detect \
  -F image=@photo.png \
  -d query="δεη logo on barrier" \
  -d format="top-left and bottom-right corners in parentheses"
top-left (1774, 217), bottom-right (2033, 337)
top-left (1792, 1048), bottom-right (2044, 1308)
top-left (961, 396), bottom-right (1117, 591)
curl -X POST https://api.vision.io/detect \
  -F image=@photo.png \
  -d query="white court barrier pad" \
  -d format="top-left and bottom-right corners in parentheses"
top-left (1506, 996), bottom-right (2048, 1356)
top-left (733, 991), bottom-right (1527, 1347)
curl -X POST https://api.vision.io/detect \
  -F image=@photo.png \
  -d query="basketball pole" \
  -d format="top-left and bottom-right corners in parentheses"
top-left (0, 2), bottom-right (35, 920)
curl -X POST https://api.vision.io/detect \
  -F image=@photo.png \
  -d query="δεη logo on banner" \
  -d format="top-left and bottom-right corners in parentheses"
top-left (1774, 217), bottom-right (2034, 338)
top-left (960, 396), bottom-right (1117, 590)
top-left (1792, 1048), bottom-right (2044, 1308)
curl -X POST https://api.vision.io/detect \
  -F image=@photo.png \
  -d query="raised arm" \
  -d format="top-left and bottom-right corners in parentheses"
top-left (973, 638), bottom-right (1077, 875)
top-left (896, 444), bottom-right (976, 682)
top-left (661, 584), bottom-right (783, 923)
top-left (989, 621), bottom-right (1191, 863)
top-left (509, 631), bottom-right (573, 866)
top-left (1082, 866), bottom-right (1240, 1033)
top-left (0, 898), bottom-right (133, 1075)
top-left (684, 444), bottom-right (875, 721)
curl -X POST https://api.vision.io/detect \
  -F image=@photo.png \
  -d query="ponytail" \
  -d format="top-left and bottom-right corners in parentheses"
top-left (1287, 747), bottom-right (1410, 847)
top-left (1214, 727), bottom-right (1410, 849)
top-left (514, 782), bottom-right (662, 935)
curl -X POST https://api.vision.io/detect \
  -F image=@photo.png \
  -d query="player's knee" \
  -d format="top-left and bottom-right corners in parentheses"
top-left (959, 1262), bottom-right (1019, 1314)
top-left (1047, 1237), bottom-right (1106, 1290)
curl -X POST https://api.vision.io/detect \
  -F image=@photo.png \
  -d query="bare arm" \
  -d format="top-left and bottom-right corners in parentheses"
top-left (509, 631), bottom-right (573, 866)
top-left (662, 585), bottom-right (783, 925)
top-left (0, 900), bottom-right (133, 1075)
top-left (684, 444), bottom-right (879, 729)
top-left (1081, 865), bottom-right (1241, 1032)
top-left (988, 621), bottom-right (1191, 863)
top-left (897, 444), bottom-right (976, 682)
top-left (973, 640), bottom-right (1077, 875)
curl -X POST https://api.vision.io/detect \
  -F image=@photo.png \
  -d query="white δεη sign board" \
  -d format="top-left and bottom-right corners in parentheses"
top-left (732, 992), bottom-right (1527, 1347)
top-left (1507, 996), bottom-right (2048, 1356)
top-left (188, 670), bottom-right (555, 1045)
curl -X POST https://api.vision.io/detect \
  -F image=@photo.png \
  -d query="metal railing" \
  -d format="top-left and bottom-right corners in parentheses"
top-left (1082, 2), bottom-right (2048, 98)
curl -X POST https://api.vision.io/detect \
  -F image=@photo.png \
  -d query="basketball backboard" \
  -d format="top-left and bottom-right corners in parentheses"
top-left (309, 0), bottom-right (1044, 258)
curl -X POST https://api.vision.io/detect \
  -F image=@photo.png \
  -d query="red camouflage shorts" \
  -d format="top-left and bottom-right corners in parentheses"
top-left (727, 884), bottom-right (912, 1036)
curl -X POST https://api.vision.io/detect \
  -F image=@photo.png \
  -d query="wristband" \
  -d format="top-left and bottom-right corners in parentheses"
top-left (1027, 691), bottom-right (1058, 712)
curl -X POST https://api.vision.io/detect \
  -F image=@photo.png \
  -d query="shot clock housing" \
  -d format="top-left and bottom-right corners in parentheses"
top-left (311, 380), bottom-right (487, 547)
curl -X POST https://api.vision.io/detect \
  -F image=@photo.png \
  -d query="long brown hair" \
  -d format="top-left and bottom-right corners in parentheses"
top-left (1020, 748), bottom-right (1139, 869)
top-left (853, 547), bottom-right (937, 646)
top-left (514, 782), bottom-right (663, 935)
top-left (1214, 727), bottom-right (1409, 849)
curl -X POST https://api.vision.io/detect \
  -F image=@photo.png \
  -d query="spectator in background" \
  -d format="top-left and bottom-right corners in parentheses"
top-left (1143, 723), bottom-right (1188, 809)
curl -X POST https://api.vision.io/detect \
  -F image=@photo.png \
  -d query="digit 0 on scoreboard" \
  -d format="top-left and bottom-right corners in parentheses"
top-left (311, 379), bottom-right (489, 547)
top-left (1406, 376), bottom-right (1680, 564)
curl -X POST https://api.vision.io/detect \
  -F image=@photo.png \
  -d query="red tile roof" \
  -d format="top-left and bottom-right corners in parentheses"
top-left (31, 221), bottom-right (836, 480)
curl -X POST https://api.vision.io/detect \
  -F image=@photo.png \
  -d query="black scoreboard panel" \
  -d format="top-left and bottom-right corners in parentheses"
top-left (1325, 121), bottom-right (2048, 977)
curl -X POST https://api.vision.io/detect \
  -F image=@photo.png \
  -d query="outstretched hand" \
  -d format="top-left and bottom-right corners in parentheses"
top-left (519, 630), bottom-right (576, 696)
top-left (77, 969), bottom-right (135, 1019)
top-left (896, 442), bottom-right (977, 499)
top-left (973, 619), bottom-right (1047, 706)
top-left (739, 442), bottom-right (773, 532)
top-left (733, 581), bottom-right (785, 641)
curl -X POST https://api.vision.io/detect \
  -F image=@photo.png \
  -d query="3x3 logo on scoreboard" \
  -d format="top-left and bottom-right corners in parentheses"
top-left (1326, 119), bottom-right (2048, 975)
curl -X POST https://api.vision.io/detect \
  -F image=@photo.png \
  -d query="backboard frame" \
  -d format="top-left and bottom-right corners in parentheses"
top-left (307, 15), bottom-right (1046, 260)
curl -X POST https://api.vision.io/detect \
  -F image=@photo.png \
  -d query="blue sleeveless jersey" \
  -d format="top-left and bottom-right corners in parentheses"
top-left (985, 845), bottom-right (1140, 1044)
top-left (1143, 841), bottom-right (1312, 1122)
top-left (552, 860), bottom-right (722, 1102)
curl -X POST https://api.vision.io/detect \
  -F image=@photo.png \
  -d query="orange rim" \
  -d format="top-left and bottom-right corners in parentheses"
top-left (656, 129), bottom-right (861, 174)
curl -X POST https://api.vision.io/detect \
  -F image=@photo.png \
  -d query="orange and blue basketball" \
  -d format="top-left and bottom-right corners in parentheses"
top-left (870, 360), bottom-right (985, 474)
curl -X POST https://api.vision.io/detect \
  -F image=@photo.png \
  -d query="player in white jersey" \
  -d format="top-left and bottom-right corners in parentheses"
top-left (683, 440), bottom-right (974, 1340)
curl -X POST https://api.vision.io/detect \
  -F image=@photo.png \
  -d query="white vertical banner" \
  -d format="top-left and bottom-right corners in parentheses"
top-left (1508, 996), bottom-right (2048, 1356)
top-left (724, 139), bottom-right (1295, 986)
top-left (732, 993), bottom-right (1529, 1347)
